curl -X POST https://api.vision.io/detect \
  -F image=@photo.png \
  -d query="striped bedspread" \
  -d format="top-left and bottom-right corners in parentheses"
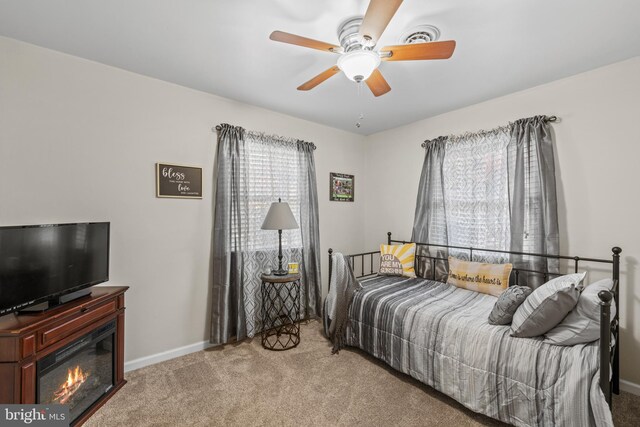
top-left (344, 275), bottom-right (613, 426)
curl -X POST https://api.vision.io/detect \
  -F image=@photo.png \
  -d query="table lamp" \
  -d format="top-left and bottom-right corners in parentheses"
top-left (261, 198), bottom-right (299, 276)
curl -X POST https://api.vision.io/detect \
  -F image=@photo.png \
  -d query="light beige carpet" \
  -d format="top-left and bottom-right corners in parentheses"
top-left (86, 321), bottom-right (640, 426)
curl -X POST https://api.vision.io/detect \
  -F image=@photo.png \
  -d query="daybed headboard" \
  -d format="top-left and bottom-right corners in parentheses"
top-left (328, 231), bottom-right (621, 406)
top-left (329, 232), bottom-right (621, 287)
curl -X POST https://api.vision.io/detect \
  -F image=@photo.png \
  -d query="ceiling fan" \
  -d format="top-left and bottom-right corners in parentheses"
top-left (269, 0), bottom-right (456, 97)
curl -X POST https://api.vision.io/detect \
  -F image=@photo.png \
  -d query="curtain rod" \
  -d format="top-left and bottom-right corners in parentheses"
top-left (421, 115), bottom-right (558, 147)
top-left (212, 125), bottom-right (316, 150)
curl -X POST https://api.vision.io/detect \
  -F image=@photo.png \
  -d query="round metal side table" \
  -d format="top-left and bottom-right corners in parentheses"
top-left (260, 273), bottom-right (301, 351)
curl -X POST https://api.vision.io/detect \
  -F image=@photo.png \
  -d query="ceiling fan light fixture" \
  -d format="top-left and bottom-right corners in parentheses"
top-left (270, 1), bottom-right (456, 97)
top-left (337, 50), bottom-right (381, 82)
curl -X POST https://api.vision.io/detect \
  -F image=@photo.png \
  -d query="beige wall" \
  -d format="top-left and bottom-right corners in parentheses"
top-left (0, 37), bottom-right (366, 361)
top-left (362, 57), bottom-right (640, 384)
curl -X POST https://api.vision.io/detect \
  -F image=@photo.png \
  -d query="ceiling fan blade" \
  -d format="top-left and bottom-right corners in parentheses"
top-left (359, 0), bottom-right (404, 45)
top-left (365, 69), bottom-right (391, 97)
top-left (297, 66), bottom-right (341, 91)
top-left (270, 31), bottom-right (341, 53)
top-left (380, 40), bottom-right (456, 61)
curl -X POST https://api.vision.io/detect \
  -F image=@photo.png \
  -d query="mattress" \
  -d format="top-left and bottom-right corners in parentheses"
top-left (344, 275), bottom-right (613, 426)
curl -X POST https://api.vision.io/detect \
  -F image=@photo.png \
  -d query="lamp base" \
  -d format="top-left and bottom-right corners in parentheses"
top-left (272, 268), bottom-right (289, 276)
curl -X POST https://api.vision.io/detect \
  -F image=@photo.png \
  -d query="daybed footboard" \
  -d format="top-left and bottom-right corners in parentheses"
top-left (328, 233), bottom-right (621, 408)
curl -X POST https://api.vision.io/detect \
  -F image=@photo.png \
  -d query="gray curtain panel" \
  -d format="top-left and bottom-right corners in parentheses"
top-left (297, 140), bottom-right (322, 318)
top-left (211, 123), bottom-right (248, 345)
top-left (411, 116), bottom-right (559, 287)
top-left (210, 125), bottom-right (322, 345)
top-left (411, 137), bottom-right (449, 281)
top-left (508, 115), bottom-right (559, 287)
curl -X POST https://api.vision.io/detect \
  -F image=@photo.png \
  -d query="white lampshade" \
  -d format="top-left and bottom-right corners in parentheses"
top-left (337, 50), bottom-right (381, 82)
top-left (261, 200), bottom-right (299, 230)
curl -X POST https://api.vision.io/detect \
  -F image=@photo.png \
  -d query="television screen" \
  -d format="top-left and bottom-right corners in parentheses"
top-left (0, 223), bottom-right (109, 315)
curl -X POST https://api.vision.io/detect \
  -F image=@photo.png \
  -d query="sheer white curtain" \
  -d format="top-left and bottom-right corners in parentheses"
top-left (442, 129), bottom-right (511, 262)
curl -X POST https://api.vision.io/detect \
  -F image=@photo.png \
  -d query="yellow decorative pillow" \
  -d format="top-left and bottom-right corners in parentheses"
top-left (379, 243), bottom-right (416, 278)
top-left (447, 256), bottom-right (512, 297)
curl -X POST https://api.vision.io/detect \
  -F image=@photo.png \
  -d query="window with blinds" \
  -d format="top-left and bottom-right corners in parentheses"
top-left (231, 136), bottom-right (305, 252)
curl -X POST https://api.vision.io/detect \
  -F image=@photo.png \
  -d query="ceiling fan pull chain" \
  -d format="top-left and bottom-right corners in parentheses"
top-left (355, 82), bottom-right (365, 128)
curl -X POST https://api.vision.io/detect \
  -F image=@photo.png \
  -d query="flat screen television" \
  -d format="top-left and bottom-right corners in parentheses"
top-left (0, 222), bottom-right (109, 315)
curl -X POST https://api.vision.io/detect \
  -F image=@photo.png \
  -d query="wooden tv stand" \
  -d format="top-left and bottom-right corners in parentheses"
top-left (0, 286), bottom-right (128, 426)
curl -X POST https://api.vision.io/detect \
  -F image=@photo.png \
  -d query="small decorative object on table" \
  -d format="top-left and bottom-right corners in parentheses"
top-left (261, 198), bottom-right (299, 276)
top-left (260, 273), bottom-right (301, 351)
top-left (288, 262), bottom-right (299, 274)
top-left (330, 172), bottom-right (354, 202)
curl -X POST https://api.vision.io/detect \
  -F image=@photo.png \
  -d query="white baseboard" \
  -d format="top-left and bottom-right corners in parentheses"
top-left (124, 340), bottom-right (212, 373)
top-left (620, 379), bottom-right (640, 396)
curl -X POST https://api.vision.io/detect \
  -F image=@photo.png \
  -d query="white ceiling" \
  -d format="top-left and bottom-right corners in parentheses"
top-left (1, 0), bottom-right (639, 135)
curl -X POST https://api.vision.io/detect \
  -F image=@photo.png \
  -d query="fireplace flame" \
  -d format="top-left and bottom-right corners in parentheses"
top-left (53, 366), bottom-right (89, 404)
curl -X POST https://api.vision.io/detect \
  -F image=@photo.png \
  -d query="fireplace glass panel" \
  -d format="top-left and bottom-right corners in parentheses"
top-left (38, 320), bottom-right (115, 423)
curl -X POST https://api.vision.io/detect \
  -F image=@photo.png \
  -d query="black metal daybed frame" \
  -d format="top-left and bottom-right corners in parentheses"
top-left (328, 232), bottom-right (621, 408)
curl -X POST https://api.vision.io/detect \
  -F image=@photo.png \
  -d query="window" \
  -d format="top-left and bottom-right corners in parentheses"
top-left (231, 134), bottom-right (305, 252)
top-left (213, 125), bottom-right (322, 342)
top-left (442, 131), bottom-right (511, 262)
top-left (413, 117), bottom-right (557, 285)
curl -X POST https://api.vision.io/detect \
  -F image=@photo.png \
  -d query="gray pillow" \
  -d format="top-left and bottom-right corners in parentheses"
top-left (488, 285), bottom-right (532, 325)
top-left (544, 278), bottom-right (616, 346)
top-left (511, 273), bottom-right (585, 338)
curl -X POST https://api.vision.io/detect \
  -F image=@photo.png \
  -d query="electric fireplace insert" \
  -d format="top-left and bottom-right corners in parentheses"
top-left (37, 320), bottom-right (116, 424)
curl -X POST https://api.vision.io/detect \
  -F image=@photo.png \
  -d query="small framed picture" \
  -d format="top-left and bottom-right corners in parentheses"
top-left (156, 163), bottom-right (202, 199)
top-left (330, 172), bottom-right (354, 202)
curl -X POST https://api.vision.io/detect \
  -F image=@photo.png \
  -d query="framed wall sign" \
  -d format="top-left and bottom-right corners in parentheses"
top-left (330, 172), bottom-right (354, 202)
top-left (156, 163), bottom-right (202, 199)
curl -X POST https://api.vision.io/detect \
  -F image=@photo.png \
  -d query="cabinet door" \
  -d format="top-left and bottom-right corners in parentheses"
top-left (0, 364), bottom-right (18, 403)
top-left (21, 362), bottom-right (35, 403)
